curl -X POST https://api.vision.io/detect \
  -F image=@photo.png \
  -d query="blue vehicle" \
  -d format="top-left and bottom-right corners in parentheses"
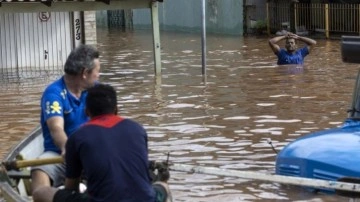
top-left (275, 36), bottom-right (360, 194)
top-left (275, 119), bottom-right (360, 192)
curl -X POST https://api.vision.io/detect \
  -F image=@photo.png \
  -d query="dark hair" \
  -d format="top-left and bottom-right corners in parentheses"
top-left (86, 84), bottom-right (117, 117)
top-left (64, 44), bottom-right (100, 76)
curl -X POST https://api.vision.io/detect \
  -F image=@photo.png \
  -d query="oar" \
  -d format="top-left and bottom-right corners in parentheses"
top-left (2, 157), bottom-right (63, 170)
top-left (170, 164), bottom-right (360, 193)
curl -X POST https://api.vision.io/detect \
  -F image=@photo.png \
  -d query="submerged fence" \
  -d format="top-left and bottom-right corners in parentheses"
top-left (267, 3), bottom-right (360, 38)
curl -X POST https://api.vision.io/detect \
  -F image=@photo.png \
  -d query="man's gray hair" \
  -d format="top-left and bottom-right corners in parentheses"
top-left (64, 44), bottom-right (100, 76)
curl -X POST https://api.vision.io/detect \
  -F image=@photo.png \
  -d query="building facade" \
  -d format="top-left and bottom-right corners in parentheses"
top-left (97, 0), bottom-right (244, 35)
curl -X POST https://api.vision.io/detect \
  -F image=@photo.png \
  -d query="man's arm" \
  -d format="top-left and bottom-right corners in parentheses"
top-left (64, 178), bottom-right (81, 191)
top-left (64, 132), bottom-right (83, 192)
top-left (290, 33), bottom-right (317, 52)
top-left (47, 116), bottom-right (67, 156)
top-left (269, 35), bottom-right (286, 54)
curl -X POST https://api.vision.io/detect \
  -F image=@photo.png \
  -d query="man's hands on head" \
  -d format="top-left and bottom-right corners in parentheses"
top-left (286, 32), bottom-right (300, 40)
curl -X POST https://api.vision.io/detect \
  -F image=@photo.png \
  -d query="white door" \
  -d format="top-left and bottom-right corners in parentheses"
top-left (15, 12), bottom-right (72, 71)
top-left (0, 12), bottom-right (73, 74)
top-left (0, 13), bottom-right (17, 70)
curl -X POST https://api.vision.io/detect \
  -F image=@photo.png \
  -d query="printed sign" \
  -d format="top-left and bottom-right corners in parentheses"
top-left (73, 12), bottom-right (82, 46)
top-left (39, 12), bottom-right (51, 22)
top-left (75, 18), bottom-right (81, 41)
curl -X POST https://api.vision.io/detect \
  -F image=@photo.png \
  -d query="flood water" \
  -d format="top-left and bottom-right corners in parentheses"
top-left (1, 29), bottom-right (359, 201)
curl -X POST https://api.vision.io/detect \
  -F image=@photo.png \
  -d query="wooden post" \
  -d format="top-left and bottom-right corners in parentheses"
top-left (266, 2), bottom-right (270, 35)
top-left (2, 157), bottom-right (63, 170)
top-left (294, 2), bottom-right (297, 34)
top-left (151, 1), bottom-right (162, 75)
top-left (289, 0), bottom-right (296, 33)
top-left (325, 4), bottom-right (329, 39)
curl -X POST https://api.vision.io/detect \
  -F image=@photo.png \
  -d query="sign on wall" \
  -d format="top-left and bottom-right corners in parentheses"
top-left (73, 11), bottom-right (82, 47)
top-left (39, 12), bottom-right (51, 22)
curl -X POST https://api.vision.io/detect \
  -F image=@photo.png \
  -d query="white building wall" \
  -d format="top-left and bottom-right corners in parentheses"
top-left (84, 11), bottom-right (97, 46)
top-left (132, 0), bottom-right (243, 35)
top-left (0, 13), bottom-right (17, 69)
top-left (0, 12), bottom-right (72, 71)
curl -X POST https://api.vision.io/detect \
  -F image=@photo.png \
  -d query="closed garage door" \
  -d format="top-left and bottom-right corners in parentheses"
top-left (0, 12), bottom-right (72, 76)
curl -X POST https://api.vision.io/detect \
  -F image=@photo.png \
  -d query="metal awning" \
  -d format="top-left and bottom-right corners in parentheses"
top-left (0, 0), bottom-right (162, 13)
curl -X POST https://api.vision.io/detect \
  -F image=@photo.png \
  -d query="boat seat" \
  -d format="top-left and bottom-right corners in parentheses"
top-left (5, 170), bottom-right (32, 196)
top-left (7, 170), bottom-right (31, 179)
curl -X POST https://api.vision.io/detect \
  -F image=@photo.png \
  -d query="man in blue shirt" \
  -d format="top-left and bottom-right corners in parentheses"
top-left (269, 32), bottom-right (316, 65)
top-left (32, 84), bottom-right (172, 202)
top-left (31, 44), bottom-right (101, 196)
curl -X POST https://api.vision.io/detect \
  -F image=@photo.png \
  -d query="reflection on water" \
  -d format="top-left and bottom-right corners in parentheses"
top-left (0, 29), bottom-right (358, 201)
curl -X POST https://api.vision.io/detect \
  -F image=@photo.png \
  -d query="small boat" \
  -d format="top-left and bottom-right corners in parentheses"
top-left (0, 126), bottom-right (43, 202)
top-left (275, 36), bottom-right (360, 195)
top-left (0, 126), bottom-right (172, 202)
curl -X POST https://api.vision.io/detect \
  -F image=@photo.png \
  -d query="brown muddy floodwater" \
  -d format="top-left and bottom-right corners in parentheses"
top-left (1, 29), bottom-right (359, 201)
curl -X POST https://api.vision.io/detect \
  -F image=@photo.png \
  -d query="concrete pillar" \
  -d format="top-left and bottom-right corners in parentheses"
top-left (84, 11), bottom-right (97, 46)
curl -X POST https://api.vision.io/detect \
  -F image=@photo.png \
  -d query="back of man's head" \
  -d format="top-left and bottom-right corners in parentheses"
top-left (64, 44), bottom-right (100, 76)
top-left (86, 84), bottom-right (117, 117)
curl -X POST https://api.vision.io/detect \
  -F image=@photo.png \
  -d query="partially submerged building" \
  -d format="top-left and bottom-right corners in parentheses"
top-left (0, 0), bottom-right (163, 78)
